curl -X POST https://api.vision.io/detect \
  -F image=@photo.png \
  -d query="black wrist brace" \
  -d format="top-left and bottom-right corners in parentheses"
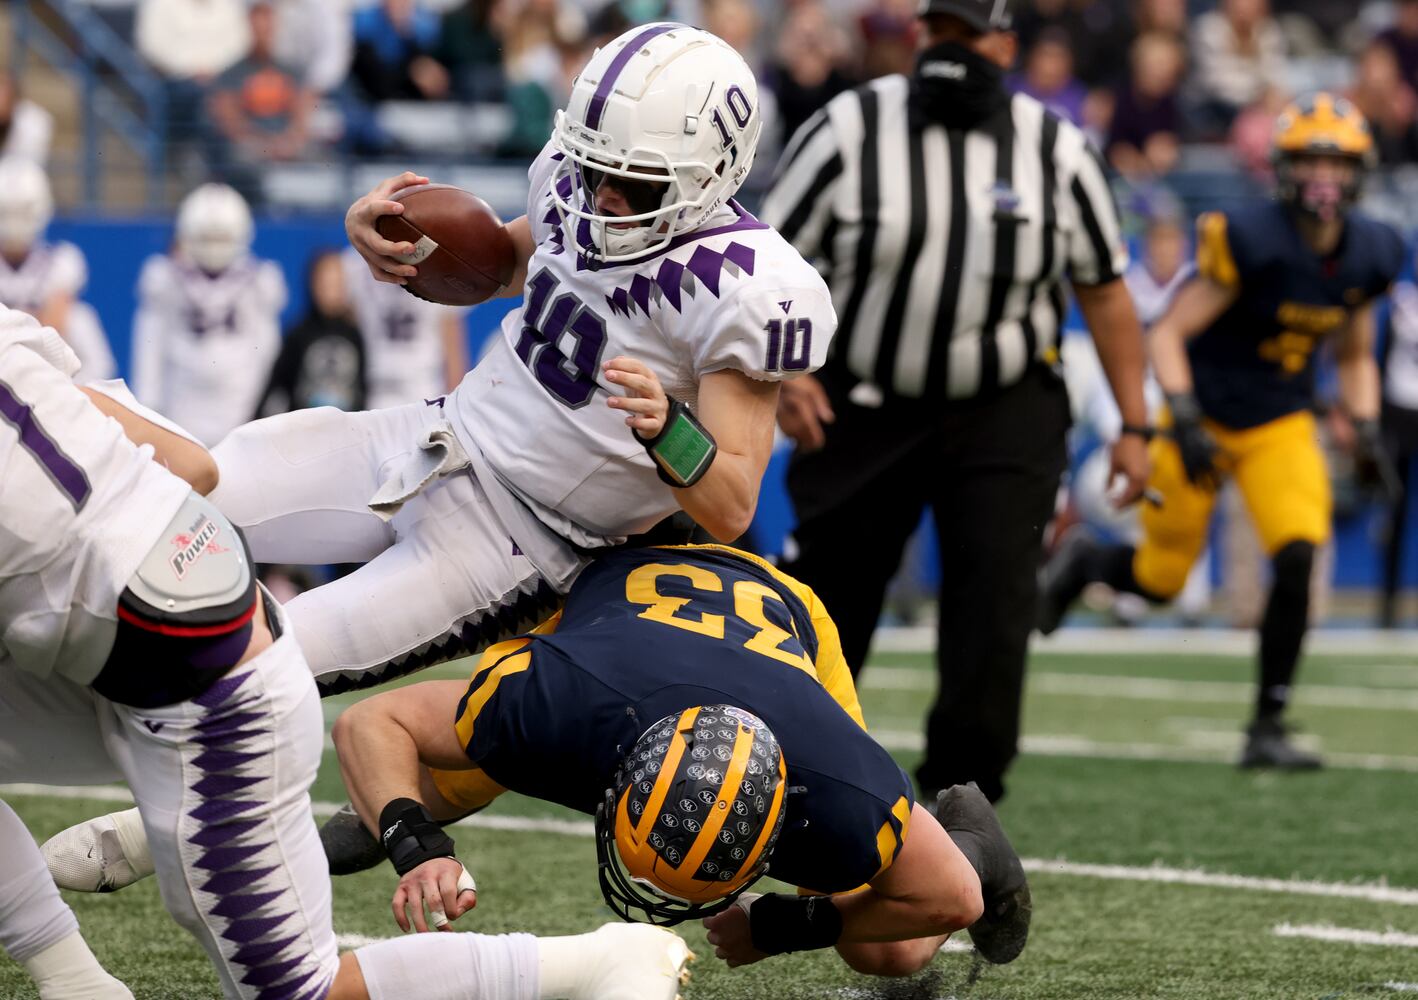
top-left (637, 395), bottom-right (717, 488)
top-left (748, 893), bottom-right (844, 955)
top-left (379, 798), bottom-right (457, 876)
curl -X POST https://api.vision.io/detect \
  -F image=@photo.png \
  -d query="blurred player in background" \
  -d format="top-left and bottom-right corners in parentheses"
top-left (130, 183), bottom-right (285, 445)
top-left (1379, 268), bottom-right (1418, 627)
top-left (1059, 202), bottom-right (1210, 625)
top-left (1040, 94), bottom-right (1403, 769)
top-left (0, 158), bottom-right (115, 382)
top-left (340, 245), bottom-right (467, 410)
top-left (2, 305), bottom-right (691, 1000)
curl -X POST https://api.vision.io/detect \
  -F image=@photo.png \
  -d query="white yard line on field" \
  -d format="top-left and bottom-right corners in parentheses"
top-left (874, 625), bottom-right (1418, 657)
top-left (861, 667), bottom-right (1418, 710)
top-left (1385, 983), bottom-right (1418, 993)
top-left (1273, 923), bottom-right (1418, 948)
top-left (9, 781), bottom-right (1418, 908)
top-left (867, 729), bottom-right (1418, 773)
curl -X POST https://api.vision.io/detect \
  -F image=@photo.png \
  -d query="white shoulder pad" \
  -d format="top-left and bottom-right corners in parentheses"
top-left (686, 266), bottom-right (837, 381)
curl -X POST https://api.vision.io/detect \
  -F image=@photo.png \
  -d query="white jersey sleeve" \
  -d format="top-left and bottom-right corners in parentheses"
top-left (677, 255), bottom-right (835, 381)
top-left (0, 303), bottom-right (81, 376)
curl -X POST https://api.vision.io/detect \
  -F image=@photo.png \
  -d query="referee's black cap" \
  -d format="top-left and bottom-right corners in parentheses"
top-left (917, 0), bottom-right (1014, 32)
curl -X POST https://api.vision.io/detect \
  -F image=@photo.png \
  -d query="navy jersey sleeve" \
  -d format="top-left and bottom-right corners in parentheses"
top-left (770, 734), bottom-right (916, 895)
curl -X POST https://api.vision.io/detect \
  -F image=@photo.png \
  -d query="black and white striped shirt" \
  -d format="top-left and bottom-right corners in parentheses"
top-left (760, 75), bottom-right (1129, 401)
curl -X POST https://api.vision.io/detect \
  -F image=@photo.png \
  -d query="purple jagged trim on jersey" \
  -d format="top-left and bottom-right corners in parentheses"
top-left (230, 934), bottom-right (304, 968)
top-left (657, 258), bottom-right (685, 311)
top-left (240, 955), bottom-right (308, 987)
top-left (195, 710), bottom-right (266, 734)
top-left (211, 890), bottom-right (286, 920)
top-left (201, 864), bottom-right (279, 896)
top-left (224, 913), bottom-right (294, 946)
top-left (0, 377), bottom-right (91, 509)
top-left (189, 818), bottom-right (264, 848)
top-left (584, 23), bottom-right (678, 130)
top-left (258, 968), bottom-right (327, 1000)
top-left (192, 773), bottom-right (266, 798)
top-left (723, 240), bottom-right (755, 275)
top-left (629, 273), bottom-right (654, 314)
top-left (189, 797), bottom-right (265, 824)
top-left (605, 240), bottom-right (757, 317)
top-left (193, 748), bottom-right (267, 773)
top-left (194, 843), bottom-right (268, 871)
top-left (686, 246), bottom-right (727, 297)
top-left (194, 670), bottom-right (254, 708)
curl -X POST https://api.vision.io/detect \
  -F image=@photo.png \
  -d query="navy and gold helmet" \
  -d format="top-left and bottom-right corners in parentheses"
top-left (595, 705), bottom-right (787, 926)
top-left (1272, 93), bottom-right (1375, 220)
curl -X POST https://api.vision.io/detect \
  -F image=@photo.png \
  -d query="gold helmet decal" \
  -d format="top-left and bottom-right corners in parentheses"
top-left (1272, 93), bottom-right (1374, 163)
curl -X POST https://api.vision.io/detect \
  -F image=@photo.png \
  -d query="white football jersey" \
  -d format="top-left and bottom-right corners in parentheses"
top-left (446, 143), bottom-right (836, 544)
top-left (0, 307), bottom-right (190, 685)
top-left (0, 240), bottom-right (115, 381)
top-left (131, 253), bottom-right (286, 445)
top-left (342, 248), bottom-right (463, 410)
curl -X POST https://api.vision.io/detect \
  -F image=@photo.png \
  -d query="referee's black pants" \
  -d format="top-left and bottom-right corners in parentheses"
top-left (781, 363), bottom-right (1069, 803)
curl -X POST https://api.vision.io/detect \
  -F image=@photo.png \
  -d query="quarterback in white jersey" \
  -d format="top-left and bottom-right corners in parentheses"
top-left (0, 158), bottom-right (116, 381)
top-left (201, 22), bottom-right (835, 696)
top-left (130, 184), bottom-right (286, 445)
top-left (341, 247), bottom-right (468, 409)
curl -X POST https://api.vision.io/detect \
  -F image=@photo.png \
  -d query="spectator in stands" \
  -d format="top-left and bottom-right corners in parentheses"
top-left (135, 0), bottom-right (251, 153)
top-left (209, 0), bottom-right (316, 196)
top-left (1228, 85), bottom-right (1289, 175)
top-left (1009, 29), bottom-right (1090, 127)
top-left (1107, 31), bottom-right (1185, 178)
top-left (1377, 0), bottom-right (1418, 93)
top-left (1350, 42), bottom-right (1418, 166)
top-left (494, 0), bottom-right (589, 157)
top-left (769, 1), bottom-right (854, 142)
top-left (0, 73), bottom-right (53, 165)
top-left (1379, 268), bottom-right (1418, 628)
top-left (440, 0), bottom-right (506, 101)
top-left (272, 0), bottom-right (354, 96)
top-left (857, 0), bottom-right (918, 81)
top-left (1134, 0), bottom-right (1187, 39)
top-left (352, 0), bottom-right (452, 102)
top-left (256, 248), bottom-right (367, 417)
top-left (1189, 0), bottom-right (1288, 136)
top-left (1014, 0), bottom-right (1135, 90)
top-left (700, 0), bottom-right (761, 62)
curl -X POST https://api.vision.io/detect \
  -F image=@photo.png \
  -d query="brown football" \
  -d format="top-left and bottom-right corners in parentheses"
top-left (376, 184), bottom-right (516, 307)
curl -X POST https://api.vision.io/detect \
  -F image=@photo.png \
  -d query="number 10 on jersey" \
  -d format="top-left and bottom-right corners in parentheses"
top-left (764, 318), bottom-right (811, 373)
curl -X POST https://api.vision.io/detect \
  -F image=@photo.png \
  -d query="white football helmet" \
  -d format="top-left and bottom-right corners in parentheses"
top-left (0, 159), bottom-right (54, 256)
top-left (176, 183), bottom-right (254, 274)
top-left (551, 23), bottom-right (762, 262)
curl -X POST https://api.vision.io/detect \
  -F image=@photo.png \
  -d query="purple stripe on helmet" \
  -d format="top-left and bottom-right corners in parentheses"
top-left (584, 23), bottom-right (678, 130)
top-left (0, 377), bottom-right (91, 509)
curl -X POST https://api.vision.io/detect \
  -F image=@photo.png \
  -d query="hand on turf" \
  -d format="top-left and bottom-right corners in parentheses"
top-left (604, 357), bottom-right (669, 439)
top-left (776, 374), bottom-right (834, 452)
top-left (702, 902), bottom-right (769, 968)
top-left (346, 171), bottom-right (431, 286)
top-left (391, 857), bottom-right (477, 933)
top-left (1106, 432), bottom-right (1149, 508)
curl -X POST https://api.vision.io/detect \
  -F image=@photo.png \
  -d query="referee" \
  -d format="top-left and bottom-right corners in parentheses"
top-left (759, 0), bottom-right (1149, 804)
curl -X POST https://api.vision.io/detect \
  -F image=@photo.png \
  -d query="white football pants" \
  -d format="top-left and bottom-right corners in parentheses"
top-left (0, 607), bottom-right (340, 1000)
top-left (210, 403), bottom-right (567, 695)
top-left (0, 798), bottom-right (80, 963)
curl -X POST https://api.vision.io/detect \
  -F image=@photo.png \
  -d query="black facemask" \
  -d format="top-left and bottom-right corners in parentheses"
top-left (909, 40), bottom-right (1010, 130)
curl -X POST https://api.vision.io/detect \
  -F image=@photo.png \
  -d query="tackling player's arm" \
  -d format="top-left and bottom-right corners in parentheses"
top-left (606, 358), bottom-right (779, 541)
top-left (332, 681), bottom-right (480, 933)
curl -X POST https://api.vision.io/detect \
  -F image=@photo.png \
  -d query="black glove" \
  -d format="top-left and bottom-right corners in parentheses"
top-left (1165, 393), bottom-right (1221, 490)
top-left (1354, 419), bottom-right (1403, 505)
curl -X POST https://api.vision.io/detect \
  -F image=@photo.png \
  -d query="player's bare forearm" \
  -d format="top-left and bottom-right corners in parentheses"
top-left (1075, 279), bottom-right (1149, 427)
top-left (493, 215), bottom-right (534, 299)
top-left (833, 804), bottom-right (982, 944)
top-left (331, 681), bottom-right (473, 836)
top-left (1337, 306), bottom-right (1381, 421)
top-left (78, 386), bottom-right (218, 494)
top-left (679, 371), bottom-right (780, 542)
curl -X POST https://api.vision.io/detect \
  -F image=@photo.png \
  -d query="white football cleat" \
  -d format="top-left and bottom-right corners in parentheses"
top-left (542, 922), bottom-right (693, 1000)
top-left (42, 807), bottom-right (155, 893)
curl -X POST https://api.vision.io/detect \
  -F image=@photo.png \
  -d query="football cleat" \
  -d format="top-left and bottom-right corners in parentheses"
top-left (1036, 528), bottom-right (1102, 636)
top-left (574, 923), bottom-right (694, 1000)
top-left (1239, 717), bottom-right (1324, 770)
top-left (42, 808), bottom-right (154, 893)
top-left (933, 784), bottom-right (1032, 965)
top-left (320, 804), bottom-right (387, 875)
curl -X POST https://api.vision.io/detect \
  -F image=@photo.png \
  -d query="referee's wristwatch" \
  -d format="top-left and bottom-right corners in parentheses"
top-left (1119, 423), bottom-right (1155, 441)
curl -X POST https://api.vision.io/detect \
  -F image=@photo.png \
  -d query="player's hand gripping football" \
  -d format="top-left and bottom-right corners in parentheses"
top-left (702, 896), bottom-right (770, 968)
top-left (345, 171), bottom-right (432, 285)
top-left (605, 357), bottom-right (669, 439)
top-left (391, 857), bottom-right (477, 933)
top-left (776, 374), bottom-right (835, 452)
top-left (1166, 392), bottom-right (1221, 490)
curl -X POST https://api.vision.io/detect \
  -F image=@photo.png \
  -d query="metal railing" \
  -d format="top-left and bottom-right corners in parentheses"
top-left (11, 0), bottom-right (166, 209)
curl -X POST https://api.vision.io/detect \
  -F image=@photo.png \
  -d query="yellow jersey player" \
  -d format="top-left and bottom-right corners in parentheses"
top-left (1038, 94), bottom-right (1403, 769)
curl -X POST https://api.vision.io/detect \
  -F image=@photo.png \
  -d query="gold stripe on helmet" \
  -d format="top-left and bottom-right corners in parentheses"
top-left (677, 724), bottom-right (757, 879)
top-left (734, 745), bottom-right (788, 879)
top-left (627, 706), bottom-right (697, 844)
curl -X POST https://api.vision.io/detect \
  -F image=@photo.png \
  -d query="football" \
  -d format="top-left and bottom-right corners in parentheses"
top-left (376, 184), bottom-right (517, 307)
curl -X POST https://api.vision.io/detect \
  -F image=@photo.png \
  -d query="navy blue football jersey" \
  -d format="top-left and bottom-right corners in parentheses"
top-left (1188, 202), bottom-right (1403, 429)
top-left (452, 545), bottom-right (914, 895)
